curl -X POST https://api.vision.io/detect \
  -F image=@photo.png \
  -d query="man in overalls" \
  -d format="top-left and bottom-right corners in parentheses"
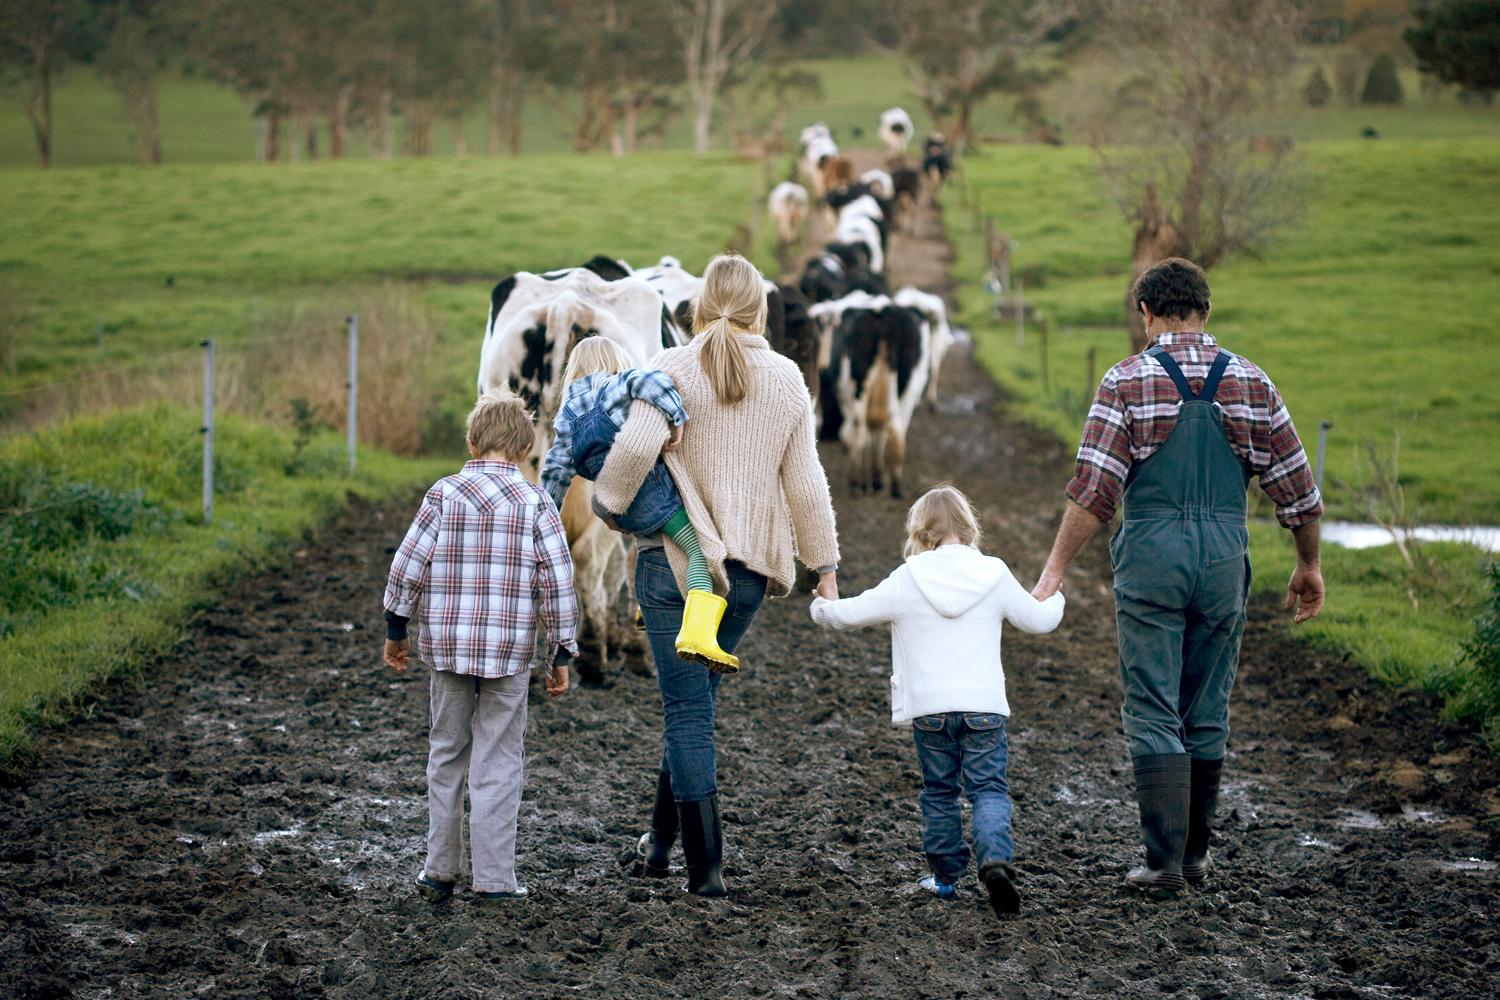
top-left (1033, 258), bottom-right (1325, 895)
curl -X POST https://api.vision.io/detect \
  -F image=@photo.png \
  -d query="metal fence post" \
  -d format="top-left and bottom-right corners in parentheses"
top-left (1315, 419), bottom-right (1332, 490)
top-left (1015, 278), bottom-right (1025, 348)
top-left (346, 314), bottom-right (359, 474)
top-left (201, 338), bottom-right (215, 524)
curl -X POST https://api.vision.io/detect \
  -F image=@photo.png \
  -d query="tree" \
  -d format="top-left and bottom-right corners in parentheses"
top-left (1089, 0), bottom-right (1306, 351)
top-left (669, 0), bottom-right (776, 153)
top-left (898, 0), bottom-right (1075, 151)
top-left (1361, 51), bottom-right (1404, 103)
top-left (1304, 65), bottom-right (1333, 107)
top-left (96, 0), bottom-right (169, 164)
top-left (0, 0), bottom-right (93, 168)
top-left (1405, 0), bottom-right (1500, 97)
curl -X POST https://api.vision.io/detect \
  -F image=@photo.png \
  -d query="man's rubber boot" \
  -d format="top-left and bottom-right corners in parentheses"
top-left (1125, 753), bottom-right (1190, 898)
top-left (626, 769), bottom-right (677, 878)
top-left (678, 795), bottom-right (727, 897)
top-left (675, 590), bottom-right (739, 674)
top-left (979, 861), bottom-right (1021, 917)
top-left (1182, 757), bottom-right (1223, 886)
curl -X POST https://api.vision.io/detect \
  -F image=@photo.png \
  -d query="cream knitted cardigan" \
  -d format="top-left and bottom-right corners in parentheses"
top-left (594, 333), bottom-right (839, 598)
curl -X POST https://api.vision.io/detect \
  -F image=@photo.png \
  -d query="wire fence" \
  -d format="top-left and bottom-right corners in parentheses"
top-left (2, 287), bottom-right (450, 523)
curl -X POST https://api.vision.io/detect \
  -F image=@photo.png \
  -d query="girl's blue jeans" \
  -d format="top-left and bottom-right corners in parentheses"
top-left (912, 711), bottom-right (1014, 882)
top-left (635, 546), bottom-right (767, 802)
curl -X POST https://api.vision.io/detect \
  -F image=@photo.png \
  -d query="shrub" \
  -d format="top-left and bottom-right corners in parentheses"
top-left (1454, 562), bottom-right (1500, 751)
top-left (1362, 53), bottom-right (1405, 105)
top-left (1304, 66), bottom-right (1333, 108)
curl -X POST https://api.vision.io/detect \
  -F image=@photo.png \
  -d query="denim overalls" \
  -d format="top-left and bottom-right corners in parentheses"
top-left (1110, 348), bottom-right (1251, 762)
top-left (571, 401), bottom-right (681, 536)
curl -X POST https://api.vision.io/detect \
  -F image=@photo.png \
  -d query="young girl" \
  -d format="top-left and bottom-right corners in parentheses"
top-left (809, 485), bottom-right (1064, 918)
top-left (540, 338), bottom-right (737, 672)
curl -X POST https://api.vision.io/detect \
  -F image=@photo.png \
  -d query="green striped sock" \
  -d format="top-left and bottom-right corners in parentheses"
top-left (664, 508), bottom-right (713, 593)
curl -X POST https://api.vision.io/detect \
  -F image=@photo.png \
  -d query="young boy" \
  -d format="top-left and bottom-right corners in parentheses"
top-left (382, 389), bottom-right (579, 904)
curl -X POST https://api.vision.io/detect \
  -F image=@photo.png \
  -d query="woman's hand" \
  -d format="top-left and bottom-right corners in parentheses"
top-left (815, 571), bottom-right (839, 601)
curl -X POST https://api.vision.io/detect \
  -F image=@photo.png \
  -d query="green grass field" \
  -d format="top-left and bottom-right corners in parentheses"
top-left (0, 151), bottom-right (759, 775)
top-left (947, 135), bottom-right (1500, 739)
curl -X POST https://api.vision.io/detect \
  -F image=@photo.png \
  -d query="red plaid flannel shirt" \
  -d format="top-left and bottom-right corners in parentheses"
top-left (1066, 332), bottom-right (1323, 528)
top-left (384, 460), bottom-right (579, 677)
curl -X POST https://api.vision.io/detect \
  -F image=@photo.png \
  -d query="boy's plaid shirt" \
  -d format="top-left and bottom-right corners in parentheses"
top-left (384, 460), bottom-right (579, 677)
top-left (540, 368), bottom-right (688, 512)
top-left (1065, 332), bottom-right (1323, 528)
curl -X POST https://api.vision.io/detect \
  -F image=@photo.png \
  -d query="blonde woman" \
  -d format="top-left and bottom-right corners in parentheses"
top-left (594, 253), bottom-right (840, 897)
top-left (809, 485), bottom-right (1064, 920)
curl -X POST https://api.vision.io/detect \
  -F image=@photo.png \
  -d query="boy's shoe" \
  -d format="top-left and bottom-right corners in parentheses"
top-left (675, 590), bottom-right (739, 674)
top-left (473, 886), bottom-right (530, 904)
top-left (979, 861), bottom-right (1021, 917)
top-left (917, 874), bottom-right (958, 900)
top-left (415, 873), bottom-right (456, 903)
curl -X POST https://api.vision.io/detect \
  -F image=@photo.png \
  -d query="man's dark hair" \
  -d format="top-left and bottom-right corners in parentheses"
top-left (1131, 257), bottom-right (1211, 321)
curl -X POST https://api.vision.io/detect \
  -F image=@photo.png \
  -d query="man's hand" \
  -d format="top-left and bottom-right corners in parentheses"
top-left (663, 423), bottom-right (684, 454)
top-left (384, 638), bottom-right (411, 672)
top-left (546, 664), bottom-right (570, 697)
top-left (1285, 563), bottom-right (1325, 623)
top-left (1031, 569), bottom-right (1064, 601)
top-left (815, 571), bottom-right (839, 601)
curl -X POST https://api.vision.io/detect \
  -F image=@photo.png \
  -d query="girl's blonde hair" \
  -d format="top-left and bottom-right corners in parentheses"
top-left (562, 336), bottom-right (633, 386)
top-left (904, 484), bottom-right (982, 559)
top-left (693, 253), bottom-right (768, 405)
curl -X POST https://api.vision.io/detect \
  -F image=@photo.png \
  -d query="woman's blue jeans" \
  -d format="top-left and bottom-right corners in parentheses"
top-left (912, 711), bottom-right (1014, 882)
top-left (635, 546), bottom-right (767, 802)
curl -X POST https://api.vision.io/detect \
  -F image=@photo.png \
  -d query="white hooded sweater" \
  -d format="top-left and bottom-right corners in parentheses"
top-left (810, 544), bottom-right (1065, 724)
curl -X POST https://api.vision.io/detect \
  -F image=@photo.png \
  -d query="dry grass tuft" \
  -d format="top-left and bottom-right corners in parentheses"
top-left (3, 286), bottom-right (446, 455)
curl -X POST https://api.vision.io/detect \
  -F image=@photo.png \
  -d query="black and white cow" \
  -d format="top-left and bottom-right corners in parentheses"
top-left (890, 166), bottom-right (922, 233)
top-left (632, 255), bottom-right (787, 354)
top-left (768, 181), bottom-right (810, 245)
top-left (477, 262), bottom-right (673, 678)
top-left (808, 288), bottom-right (888, 440)
top-left (922, 134), bottom-right (953, 188)
top-left (892, 286), bottom-right (955, 409)
top-left (776, 282), bottom-right (821, 402)
top-left (828, 303), bottom-right (931, 498)
top-left (832, 193), bottom-right (886, 275)
top-left (879, 107), bottom-right (915, 159)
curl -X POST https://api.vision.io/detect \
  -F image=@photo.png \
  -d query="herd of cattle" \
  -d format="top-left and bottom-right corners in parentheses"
top-left (473, 107), bottom-right (956, 671)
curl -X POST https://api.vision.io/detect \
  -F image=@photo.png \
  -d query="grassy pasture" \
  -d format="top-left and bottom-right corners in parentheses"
top-left (6, 54), bottom-right (1494, 170)
top-left (0, 152), bottom-right (759, 774)
top-left (947, 135), bottom-right (1500, 736)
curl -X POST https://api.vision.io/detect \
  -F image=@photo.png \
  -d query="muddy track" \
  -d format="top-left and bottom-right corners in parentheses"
top-left (3, 155), bottom-right (1497, 1000)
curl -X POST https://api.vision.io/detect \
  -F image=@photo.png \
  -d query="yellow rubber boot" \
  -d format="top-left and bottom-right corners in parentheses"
top-left (675, 590), bottom-right (739, 674)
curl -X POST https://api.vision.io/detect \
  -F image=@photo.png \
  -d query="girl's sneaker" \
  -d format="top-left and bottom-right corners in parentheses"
top-left (917, 874), bottom-right (957, 899)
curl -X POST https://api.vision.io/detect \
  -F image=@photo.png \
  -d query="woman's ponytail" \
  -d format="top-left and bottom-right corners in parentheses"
top-left (694, 253), bottom-right (768, 405)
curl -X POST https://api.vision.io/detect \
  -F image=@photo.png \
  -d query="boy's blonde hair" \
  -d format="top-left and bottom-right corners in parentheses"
top-left (562, 336), bottom-right (633, 386)
top-left (693, 253), bottom-right (768, 405)
top-left (466, 389), bottom-right (535, 460)
top-left (904, 484), bottom-right (982, 559)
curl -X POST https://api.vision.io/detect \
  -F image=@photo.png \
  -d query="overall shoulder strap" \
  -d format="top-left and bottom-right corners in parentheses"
top-left (1146, 346), bottom-right (1196, 401)
top-left (1198, 351), bottom-right (1232, 405)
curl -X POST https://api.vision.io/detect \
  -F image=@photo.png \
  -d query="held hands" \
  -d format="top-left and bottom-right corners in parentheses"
top-left (1031, 569), bottom-right (1064, 601)
top-left (1285, 563), bottom-right (1325, 623)
top-left (383, 638), bottom-right (411, 673)
top-left (814, 571), bottom-right (839, 602)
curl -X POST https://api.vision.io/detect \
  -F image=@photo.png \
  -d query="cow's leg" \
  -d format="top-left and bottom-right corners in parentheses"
top-left (886, 425), bottom-right (907, 499)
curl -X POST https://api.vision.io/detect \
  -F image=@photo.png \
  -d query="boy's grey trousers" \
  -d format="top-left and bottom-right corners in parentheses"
top-left (423, 668), bottom-right (528, 892)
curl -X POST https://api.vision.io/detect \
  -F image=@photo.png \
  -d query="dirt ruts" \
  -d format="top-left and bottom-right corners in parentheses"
top-left (2, 155), bottom-right (1496, 999)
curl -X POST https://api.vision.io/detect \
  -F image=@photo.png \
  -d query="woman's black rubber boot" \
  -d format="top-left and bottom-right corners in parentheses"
top-left (678, 795), bottom-right (727, 897)
top-left (1125, 753), bottom-right (1190, 898)
top-left (1182, 757), bottom-right (1224, 885)
top-left (621, 770), bottom-right (678, 877)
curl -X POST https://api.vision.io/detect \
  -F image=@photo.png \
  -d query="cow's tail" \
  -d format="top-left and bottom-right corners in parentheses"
top-left (867, 341), bottom-right (893, 432)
